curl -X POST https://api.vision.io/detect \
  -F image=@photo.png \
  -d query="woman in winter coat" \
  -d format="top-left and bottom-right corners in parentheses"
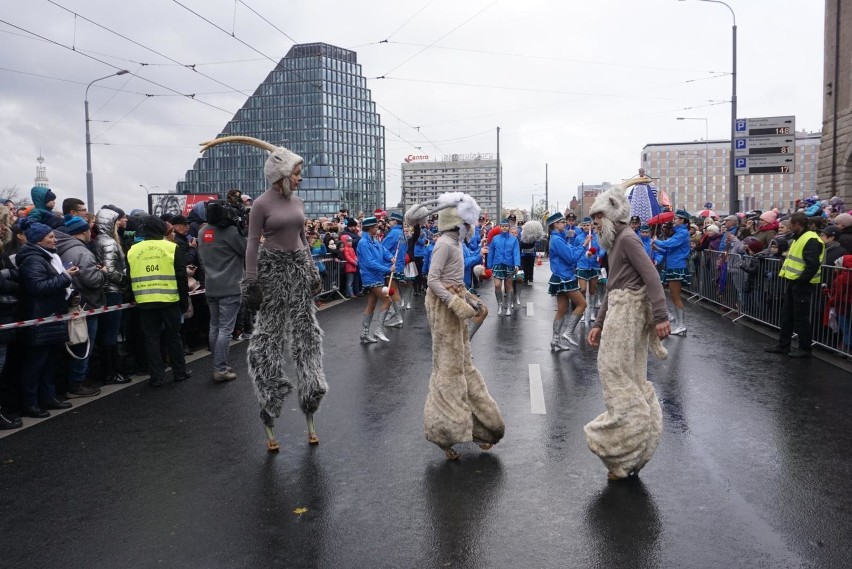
top-left (94, 207), bottom-right (131, 384)
top-left (0, 206), bottom-right (21, 429)
top-left (16, 218), bottom-right (79, 418)
top-left (340, 234), bottom-right (358, 298)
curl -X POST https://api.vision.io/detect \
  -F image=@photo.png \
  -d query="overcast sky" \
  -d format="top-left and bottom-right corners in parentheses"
top-left (0, 0), bottom-right (824, 214)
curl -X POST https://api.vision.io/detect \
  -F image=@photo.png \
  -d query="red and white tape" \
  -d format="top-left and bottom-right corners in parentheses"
top-left (0, 288), bottom-right (207, 330)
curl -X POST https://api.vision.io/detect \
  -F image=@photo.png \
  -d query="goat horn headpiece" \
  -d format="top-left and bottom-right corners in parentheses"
top-left (199, 136), bottom-right (302, 185)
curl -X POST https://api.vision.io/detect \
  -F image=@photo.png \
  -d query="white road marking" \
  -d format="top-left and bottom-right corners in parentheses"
top-left (529, 364), bottom-right (546, 414)
top-left (527, 301), bottom-right (534, 316)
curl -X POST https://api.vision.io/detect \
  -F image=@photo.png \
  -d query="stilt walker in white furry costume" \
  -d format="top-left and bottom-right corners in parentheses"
top-left (200, 136), bottom-right (328, 452)
top-left (584, 187), bottom-right (671, 480)
top-left (406, 193), bottom-right (505, 460)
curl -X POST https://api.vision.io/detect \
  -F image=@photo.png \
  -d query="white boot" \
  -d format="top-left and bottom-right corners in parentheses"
top-left (360, 313), bottom-right (377, 344)
top-left (386, 300), bottom-right (403, 327)
top-left (561, 313), bottom-right (581, 346)
top-left (375, 310), bottom-right (390, 342)
top-left (671, 307), bottom-right (687, 336)
top-left (504, 290), bottom-right (512, 316)
top-left (550, 319), bottom-right (570, 351)
top-left (514, 288), bottom-right (521, 306)
top-left (496, 289), bottom-right (504, 316)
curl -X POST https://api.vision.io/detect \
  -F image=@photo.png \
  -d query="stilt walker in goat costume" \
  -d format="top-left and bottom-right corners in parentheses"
top-left (584, 187), bottom-right (670, 480)
top-left (200, 136), bottom-right (328, 452)
top-left (406, 193), bottom-right (505, 460)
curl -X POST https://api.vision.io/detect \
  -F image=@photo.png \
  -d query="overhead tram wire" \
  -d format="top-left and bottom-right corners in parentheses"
top-left (237, 0), bottom-right (298, 44)
top-left (0, 65), bottom-right (149, 96)
top-left (47, 0), bottom-right (255, 97)
top-left (383, 41), bottom-right (729, 76)
top-left (92, 96), bottom-right (150, 141)
top-left (375, 102), bottom-right (445, 155)
top-left (383, 0), bottom-right (439, 41)
top-left (170, 0), bottom-right (322, 91)
top-left (376, 0), bottom-right (499, 78)
top-left (0, 19), bottom-right (236, 115)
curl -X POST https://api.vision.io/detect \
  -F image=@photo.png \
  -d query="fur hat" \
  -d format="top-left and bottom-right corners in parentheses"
top-left (263, 146), bottom-right (303, 185)
top-left (589, 187), bottom-right (630, 224)
top-left (63, 214), bottom-right (90, 236)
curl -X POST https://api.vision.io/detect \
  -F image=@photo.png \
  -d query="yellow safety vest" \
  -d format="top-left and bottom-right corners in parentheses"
top-left (127, 239), bottom-right (180, 303)
top-left (779, 231), bottom-right (824, 284)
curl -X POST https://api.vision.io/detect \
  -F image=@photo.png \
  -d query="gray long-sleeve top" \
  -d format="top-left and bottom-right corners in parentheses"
top-left (592, 223), bottom-right (668, 330)
top-left (427, 231), bottom-right (464, 304)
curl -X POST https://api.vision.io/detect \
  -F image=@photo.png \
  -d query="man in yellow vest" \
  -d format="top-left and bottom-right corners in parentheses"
top-left (128, 215), bottom-right (192, 386)
top-left (765, 212), bottom-right (825, 359)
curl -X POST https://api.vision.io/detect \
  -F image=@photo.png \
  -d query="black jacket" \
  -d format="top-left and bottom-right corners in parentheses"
top-left (16, 243), bottom-right (72, 346)
top-left (0, 252), bottom-right (20, 343)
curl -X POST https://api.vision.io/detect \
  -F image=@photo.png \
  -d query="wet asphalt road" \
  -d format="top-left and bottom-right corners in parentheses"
top-left (1, 267), bottom-right (851, 568)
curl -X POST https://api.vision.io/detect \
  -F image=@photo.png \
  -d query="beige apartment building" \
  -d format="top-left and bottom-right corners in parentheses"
top-left (401, 154), bottom-right (499, 219)
top-left (641, 132), bottom-right (821, 214)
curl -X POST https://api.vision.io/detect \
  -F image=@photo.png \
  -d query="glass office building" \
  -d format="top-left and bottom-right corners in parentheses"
top-left (177, 43), bottom-right (385, 217)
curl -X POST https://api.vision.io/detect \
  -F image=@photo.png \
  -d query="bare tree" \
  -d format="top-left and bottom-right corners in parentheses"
top-left (0, 186), bottom-right (32, 208)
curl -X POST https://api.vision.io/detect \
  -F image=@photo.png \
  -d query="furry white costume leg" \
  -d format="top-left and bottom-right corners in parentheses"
top-left (248, 249), bottom-right (328, 450)
top-left (583, 286), bottom-right (666, 479)
top-left (424, 289), bottom-right (505, 455)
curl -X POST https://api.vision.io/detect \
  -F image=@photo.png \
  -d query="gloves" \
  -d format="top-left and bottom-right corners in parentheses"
top-left (240, 278), bottom-right (263, 311)
top-left (448, 295), bottom-right (476, 320)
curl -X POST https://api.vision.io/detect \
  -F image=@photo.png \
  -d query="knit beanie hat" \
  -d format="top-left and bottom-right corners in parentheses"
top-left (20, 217), bottom-right (53, 243)
top-left (745, 237), bottom-right (764, 254)
top-left (44, 189), bottom-right (57, 204)
top-left (759, 210), bottom-right (777, 223)
top-left (138, 215), bottom-right (167, 239)
top-left (63, 214), bottom-right (90, 236)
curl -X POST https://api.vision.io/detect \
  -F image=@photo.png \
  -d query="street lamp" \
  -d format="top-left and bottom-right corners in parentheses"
top-left (85, 70), bottom-right (129, 210)
top-left (679, 0), bottom-right (737, 214)
top-left (677, 117), bottom-right (709, 210)
top-left (139, 184), bottom-right (159, 194)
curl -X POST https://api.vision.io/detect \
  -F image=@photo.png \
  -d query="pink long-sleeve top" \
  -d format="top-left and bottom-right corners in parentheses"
top-left (244, 189), bottom-right (309, 280)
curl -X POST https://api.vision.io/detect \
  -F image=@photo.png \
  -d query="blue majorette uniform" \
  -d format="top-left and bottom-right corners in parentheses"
top-left (487, 231), bottom-right (520, 279)
top-left (548, 229), bottom-right (585, 295)
top-left (652, 222), bottom-right (692, 286)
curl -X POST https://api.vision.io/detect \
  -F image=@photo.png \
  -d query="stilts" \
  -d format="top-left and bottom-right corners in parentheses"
top-left (306, 412), bottom-right (319, 444)
top-left (261, 409), bottom-right (280, 452)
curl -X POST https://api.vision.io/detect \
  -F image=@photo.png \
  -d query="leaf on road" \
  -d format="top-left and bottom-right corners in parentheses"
top-left (293, 507), bottom-right (308, 516)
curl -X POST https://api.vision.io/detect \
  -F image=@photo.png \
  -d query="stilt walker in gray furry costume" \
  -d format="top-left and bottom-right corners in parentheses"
top-left (200, 137), bottom-right (328, 452)
top-left (406, 193), bottom-right (505, 460)
top-left (584, 187), bottom-right (670, 480)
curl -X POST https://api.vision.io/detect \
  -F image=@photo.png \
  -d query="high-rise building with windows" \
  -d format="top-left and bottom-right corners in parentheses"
top-left (401, 154), bottom-right (499, 220)
top-left (641, 131), bottom-right (820, 213)
top-left (177, 43), bottom-right (385, 218)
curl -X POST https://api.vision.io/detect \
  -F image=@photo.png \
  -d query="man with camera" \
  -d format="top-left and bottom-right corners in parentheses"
top-left (197, 200), bottom-right (247, 382)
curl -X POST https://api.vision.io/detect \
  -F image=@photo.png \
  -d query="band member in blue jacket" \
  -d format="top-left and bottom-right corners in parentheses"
top-left (486, 219), bottom-right (521, 316)
top-left (382, 212), bottom-right (408, 323)
top-left (547, 212), bottom-right (591, 350)
top-left (357, 216), bottom-right (395, 343)
top-left (651, 209), bottom-right (692, 335)
top-left (574, 216), bottom-right (603, 318)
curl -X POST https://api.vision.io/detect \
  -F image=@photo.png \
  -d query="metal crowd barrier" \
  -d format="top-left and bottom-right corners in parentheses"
top-left (312, 254), bottom-right (346, 301)
top-left (684, 250), bottom-right (852, 358)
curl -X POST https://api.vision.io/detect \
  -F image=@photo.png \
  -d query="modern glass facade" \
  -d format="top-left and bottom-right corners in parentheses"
top-left (177, 43), bottom-right (385, 218)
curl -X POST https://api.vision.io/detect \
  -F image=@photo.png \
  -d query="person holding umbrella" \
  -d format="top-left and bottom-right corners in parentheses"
top-left (651, 209), bottom-right (693, 335)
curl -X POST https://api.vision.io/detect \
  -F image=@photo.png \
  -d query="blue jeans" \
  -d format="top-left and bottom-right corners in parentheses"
top-left (98, 292), bottom-right (124, 346)
top-left (207, 295), bottom-right (241, 372)
top-left (67, 315), bottom-right (99, 384)
top-left (345, 273), bottom-right (355, 297)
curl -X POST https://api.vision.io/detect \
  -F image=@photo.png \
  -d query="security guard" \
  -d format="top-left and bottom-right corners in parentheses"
top-left (765, 212), bottom-right (825, 359)
top-left (127, 215), bottom-right (191, 385)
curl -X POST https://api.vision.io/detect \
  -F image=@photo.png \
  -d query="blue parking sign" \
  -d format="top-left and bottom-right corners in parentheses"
top-left (735, 158), bottom-right (747, 168)
top-left (735, 139), bottom-right (746, 149)
top-left (735, 120), bottom-right (747, 132)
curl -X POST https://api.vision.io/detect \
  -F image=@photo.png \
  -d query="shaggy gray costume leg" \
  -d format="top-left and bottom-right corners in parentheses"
top-left (248, 249), bottom-right (328, 420)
